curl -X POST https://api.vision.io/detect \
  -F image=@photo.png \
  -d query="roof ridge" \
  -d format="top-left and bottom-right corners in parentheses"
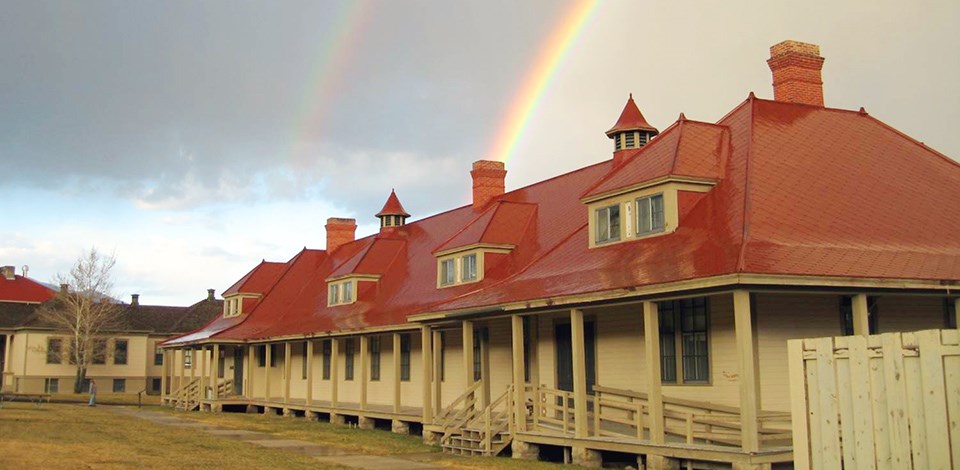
top-left (432, 201), bottom-right (500, 253)
top-left (861, 112), bottom-right (960, 170)
top-left (736, 95), bottom-right (757, 272)
top-left (669, 116), bottom-right (686, 174)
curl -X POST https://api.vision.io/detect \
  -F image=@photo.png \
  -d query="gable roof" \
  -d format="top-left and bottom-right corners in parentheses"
top-left (0, 274), bottom-right (57, 304)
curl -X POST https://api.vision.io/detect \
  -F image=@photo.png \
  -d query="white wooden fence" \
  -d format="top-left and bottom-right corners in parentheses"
top-left (788, 329), bottom-right (959, 469)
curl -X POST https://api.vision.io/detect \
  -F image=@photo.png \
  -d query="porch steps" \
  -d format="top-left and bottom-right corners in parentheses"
top-left (442, 427), bottom-right (512, 457)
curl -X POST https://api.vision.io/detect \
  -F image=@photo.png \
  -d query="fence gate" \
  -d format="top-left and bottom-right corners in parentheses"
top-left (788, 329), bottom-right (959, 469)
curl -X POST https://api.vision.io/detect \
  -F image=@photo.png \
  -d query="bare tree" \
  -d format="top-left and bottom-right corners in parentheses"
top-left (38, 248), bottom-right (124, 393)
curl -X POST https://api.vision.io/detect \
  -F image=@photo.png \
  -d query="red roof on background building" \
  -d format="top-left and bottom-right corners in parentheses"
top-left (0, 273), bottom-right (57, 304)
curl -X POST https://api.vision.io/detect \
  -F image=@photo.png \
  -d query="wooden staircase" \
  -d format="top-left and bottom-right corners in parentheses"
top-left (172, 378), bottom-right (202, 411)
top-left (440, 384), bottom-right (514, 457)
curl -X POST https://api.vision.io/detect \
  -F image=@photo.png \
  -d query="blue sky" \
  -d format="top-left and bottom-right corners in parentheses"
top-left (3, 0), bottom-right (958, 305)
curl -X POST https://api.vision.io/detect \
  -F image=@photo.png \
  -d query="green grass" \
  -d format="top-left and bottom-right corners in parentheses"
top-left (47, 392), bottom-right (161, 406)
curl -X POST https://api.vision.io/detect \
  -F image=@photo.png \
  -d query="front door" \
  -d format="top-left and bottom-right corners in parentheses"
top-left (233, 347), bottom-right (243, 395)
top-left (555, 321), bottom-right (596, 394)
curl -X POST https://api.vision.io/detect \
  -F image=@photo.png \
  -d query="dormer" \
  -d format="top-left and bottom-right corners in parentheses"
top-left (584, 114), bottom-right (729, 248)
top-left (326, 274), bottom-right (381, 306)
top-left (376, 189), bottom-right (410, 231)
top-left (325, 236), bottom-right (407, 305)
top-left (433, 200), bottom-right (537, 288)
top-left (221, 261), bottom-right (286, 318)
top-left (606, 94), bottom-right (659, 166)
top-left (223, 293), bottom-right (262, 318)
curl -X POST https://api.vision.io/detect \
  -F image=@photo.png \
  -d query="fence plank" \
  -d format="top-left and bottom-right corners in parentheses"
top-left (867, 336), bottom-right (892, 470)
top-left (815, 337), bottom-right (843, 468)
top-left (917, 330), bottom-right (951, 469)
top-left (806, 339), bottom-right (824, 470)
top-left (943, 333), bottom-right (960, 470)
top-left (835, 336), bottom-right (858, 469)
top-left (788, 339), bottom-right (811, 470)
top-left (880, 333), bottom-right (912, 469)
top-left (903, 332), bottom-right (928, 469)
top-left (849, 335), bottom-right (877, 470)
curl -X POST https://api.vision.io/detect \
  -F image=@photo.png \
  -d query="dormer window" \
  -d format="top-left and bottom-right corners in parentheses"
top-left (636, 193), bottom-right (665, 235)
top-left (223, 295), bottom-right (255, 318)
top-left (328, 279), bottom-right (355, 306)
top-left (595, 204), bottom-right (621, 244)
top-left (437, 250), bottom-right (491, 288)
top-left (461, 253), bottom-right (478, 281)
top-left (440, 259), bottom-right (456, 286)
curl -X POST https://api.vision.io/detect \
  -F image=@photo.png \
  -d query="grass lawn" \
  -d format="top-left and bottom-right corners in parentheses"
top-left (0, 402), bottom-right (584, 469)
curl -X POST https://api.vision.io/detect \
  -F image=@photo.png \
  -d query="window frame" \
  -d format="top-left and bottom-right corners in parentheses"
top-left (439, 258), bottom-right (456, 286)
top-left (47, 337), bottom-right (63, 364)
top-left (113, 378), bottom-right (125, 393)
top-left (301, 341), bottom-right (308, 380)
top-left (184, 349), bottom-right (193, 369)
top-left (321, 340), bottom-right (331, 380)
top-left (595, 204), bottom-right (621, 244)
top-left (461, 253), bottom-right (478, 282)
top-left (399, 334), bottom-right (411, 382)
top-left (154, 345), bottom-right (163, 366)
top-left (328, 280), bottom-right (357, 306)
top-left (344, 338), bottom-right (355, 381)
top-left (114, 339), bottom-right (128, 365)
top-left (636, 193), bottom-right (665, 236)
top-left (92, 338), bottom-right (107, 365)
top-left (44, 377), bottom-right (59, 394)
top-left (369, 337), bottom-right (381, 381)
top-left (657, 297), bottom-right (710, 385)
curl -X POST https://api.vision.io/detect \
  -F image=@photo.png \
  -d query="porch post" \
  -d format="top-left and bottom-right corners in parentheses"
top-left (432, 330), bottom-right (442, 414)
top-left (264, 344), bottom-right (271, 401)
top-left (955, 298), bottom-right (960, 332)
top-left (331, 338), bottom-right (340, 408)
top-left (852, 293), bottom-right (870, 336)
top-left (283, 342), bottom-right (292, 404)
top-left (462, 320), bottom-right (475, 411)
top-left (178, 348), bottom-right (185, 391)
top-left (190, 347), bottom-right (197, 381)
top-left (305, 340), bottom-right (314, 406)
top-left (200, 346), bottom-right (208, 398)
top-left (211, 344), bottom-right (220, 399)
top-left (159, 349), bottom-right (167, 399)
top-left (733, 290), bottom-right (761, 452)
top-left (643, 301), bottom-right (665, 444)
top-left (393, 332), bottom-right (402, 414)
top-left (247, 345), bottom-right (256, 398)
top-left (570, 309), bottom-right (588, 438)
top-left (420, 326), bottom-right (433, 422)
top-left (360, 336), bottom-right (369, 412)
top-left (511, 315), bottom-right (526, 432)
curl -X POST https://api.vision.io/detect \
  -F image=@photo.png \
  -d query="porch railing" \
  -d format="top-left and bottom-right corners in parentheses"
top-left (434, 380), bottom-right (483, 439)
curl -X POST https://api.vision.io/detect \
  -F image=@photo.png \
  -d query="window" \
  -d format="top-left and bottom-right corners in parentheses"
top-left (329, 283), bottom-right (340, 304)
top-left (257, 345), bottom-right (266, 368)
top-left (658, 298), bottom-right (709, 384)
top-left (113, 378), bottom-right (125, 393)
top-left (473, 328), bottom-right (487, 381)
top-left (328, 280), bottom-right (355, 305)
top-left (322, 340), bottom-right (331, 380)
top-left (840, 296), bottom-right (879, 335)
top-left (369, 337), bottom-right (381, 381)
top-left (184, 349), bottom-right (193, 369)
top-left (342, 282), bottom-right (353, 303)
top-left (44, 378), bottom-right (59, 394)
top-left (93, 339), bottom-right (107, 365)
top-left (47, 338), bottom-right (63, 364)
top-left (345, 339), bottom-right (355, 381)
top-left (461, 254), bottom-right (478, 282)
top-left (636, 194), bottom-right (665, 235)
top-left (301, 342), bottom-right (308, 380)
top-left (400, 334), bottom-right (411, 382)
top-left (945, 299), bottom-right (957, 329)
top-left (595, 204), bottom-right (621, 243)
top-left (114, 339), bottom-right (128, 365)
top-left (154, 346), bottom-right (163, 366)
top-left (440, 259), bottom-right (455, 286)
top-left (614, 133), bottom-right (622, 150)
top-left (151, 378), bottom-right (162, 394)
top-left (269, 344), bottom-right (279, 367)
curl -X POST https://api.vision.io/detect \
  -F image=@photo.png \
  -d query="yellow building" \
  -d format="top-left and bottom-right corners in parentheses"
top-left (161, 41), bottom-right (960, 469)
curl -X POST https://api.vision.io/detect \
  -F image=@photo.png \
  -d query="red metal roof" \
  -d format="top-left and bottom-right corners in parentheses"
top-left (375, 189), bottom-right (410, 218)
top-left (222, 261), bottom-right (287, 296)
top-left (170, 96), bottom-right (960, 344)
top-left (0, 275), bottom-right (57, 304)
top-left (605, 94), bottom-right (658, 136)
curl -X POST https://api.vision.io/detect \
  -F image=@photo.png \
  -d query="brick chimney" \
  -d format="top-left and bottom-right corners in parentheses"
top-left (131, 294), bottom-right (140, 306)
top-left (767, 40), bottom-right (825, 107)
top-left (207, 288), bottom-right (216, 301)
top-left (1, 266), bottom-right (14, 281)
top-left (470, 160), bottom-right (506, 209)
top-left (325, 217), bottom-right (357, 252)
top-left (59, 283), bottom-right (69, 295)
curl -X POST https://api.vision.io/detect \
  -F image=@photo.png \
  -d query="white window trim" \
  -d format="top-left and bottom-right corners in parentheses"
top-left (327, 279), bottom-right (358, 306)
top-left (437, 250), bottom-right (486, 288)
top-left (636, 193), bottom-right (666, 236)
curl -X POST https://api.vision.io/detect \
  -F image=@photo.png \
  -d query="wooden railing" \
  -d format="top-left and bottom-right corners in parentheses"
top-left (470, 384), bottom-right (514, 454)
top-left (531, 384), bottom-right (791, 449)
top-left (216, 379), bottom-right (234, 398)
top-left (434, 380), bottom-right (483, 439)
top-left (172, 378), bottom-right (202, 411)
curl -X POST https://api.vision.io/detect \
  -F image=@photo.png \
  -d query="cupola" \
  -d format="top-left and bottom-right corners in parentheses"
top-left (376, 189), bottom-right (410, 230)
top-left (606, 94), bottom-right (659, 166)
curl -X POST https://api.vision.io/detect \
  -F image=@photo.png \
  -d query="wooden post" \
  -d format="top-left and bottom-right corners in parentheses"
top-left (570, 309), bottom-right (588, 438)
top-left (511, 315), bottom-right (526, 432)
top-left (643, 301), bottom-right (665, 444)
top-left (432, 330), bottom-right (442, 415)
top-left (247, 345), bottom-right (256, 398)
top-left (955, 298), bottom-right (960, 332)
top-left (359, 335), bottom-right (368, 412)
top-left (264, 344), bottom-right (272, 402)
top-left (190, 347), bottom-right (197, 381)
top-left (212, 344), bottom-right (220, 399)
top-left (852, 293), bottom-right (870, 336)
top-left (178, 348), bottom-right (185, 392)
top-left (305, 340), bottom-right (314, 406)
top-left (160, 349), bottom-right (168, 399)
top-left (199, 346), bottom-right (207, 400)
top-left (331, 338), bottom-right (340, 408)
top-left (393, 333), bottom-right (402, 414)
top-left (420, 326), bottom-right (433, 422)
top-left (463, 320), bottom-right (475, 411)
top-left (283, 342), bottom-right (292, 404)
top-left (734, 290), bottom-right (761, 452)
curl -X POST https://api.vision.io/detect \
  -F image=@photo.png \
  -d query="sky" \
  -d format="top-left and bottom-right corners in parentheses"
top-left (2, 0), bottom-right (958, 306)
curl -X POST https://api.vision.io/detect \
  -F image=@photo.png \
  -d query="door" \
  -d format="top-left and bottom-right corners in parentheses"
top-left (555, 321), bottom-right (596, 394)
top-left (233, 347), bottom-right (243, 395)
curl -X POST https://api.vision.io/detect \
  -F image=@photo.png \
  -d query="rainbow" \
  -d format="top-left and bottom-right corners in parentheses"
top-left (489, 0), bottom-right (600, 164)
top-left (290, 1), bottom-right (373, 168)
